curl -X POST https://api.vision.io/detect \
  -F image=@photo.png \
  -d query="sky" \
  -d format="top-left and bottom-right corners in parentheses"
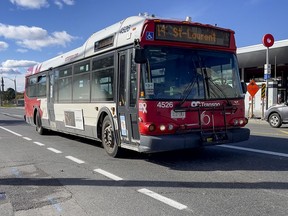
top-left (0, 0), bottom-right (287, 92)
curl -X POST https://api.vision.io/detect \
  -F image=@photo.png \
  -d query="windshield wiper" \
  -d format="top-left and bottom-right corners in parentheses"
top-left (202, 67), bottom-right (232, 106)
top-left (177, 75), bottom-right (199, 108)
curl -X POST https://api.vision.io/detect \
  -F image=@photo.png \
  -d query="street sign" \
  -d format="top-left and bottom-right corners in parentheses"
top-left (264, 64), bottom-right (271, 80)
top-left (247, 80), bottom-right (259, 97)
top-left (262, 34), bottom-right (274, 47)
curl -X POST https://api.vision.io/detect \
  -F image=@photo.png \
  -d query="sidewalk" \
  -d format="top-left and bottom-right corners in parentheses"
top-left (247, 117), bottom-right (267, 124)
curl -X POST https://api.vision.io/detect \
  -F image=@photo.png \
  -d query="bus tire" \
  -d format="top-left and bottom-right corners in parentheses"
top-left (102, 116), bottom-right (120, 157)
top-left (36, 111), bottom-right (46, 135)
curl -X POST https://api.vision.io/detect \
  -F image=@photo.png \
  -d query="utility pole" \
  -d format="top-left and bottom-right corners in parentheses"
top-left (1, 77), bottom-right (4, 106)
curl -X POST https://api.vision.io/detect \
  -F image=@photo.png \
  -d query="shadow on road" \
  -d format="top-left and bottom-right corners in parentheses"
top-left (0, 119), bottom-right (27, 126)
top-left (0, 176), bottom-right (287, 190)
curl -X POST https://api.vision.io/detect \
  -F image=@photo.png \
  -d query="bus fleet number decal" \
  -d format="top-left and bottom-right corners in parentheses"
top-left (157, 102), bottom-right (173, 109)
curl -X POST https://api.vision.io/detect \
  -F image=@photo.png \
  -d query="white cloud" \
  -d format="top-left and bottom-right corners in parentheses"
top-left (0, 23), bottom-right (76, 50)
top-left (0, 23), bottom-right (47, 40)
top-left (10, 0), bottom-right (75, 9)
top-left (54, 0), bottom-right (75, 8)
top-left (10, 0), bottom-right (49, 9)
top-left (2, 60), bottom-right (39, 68)
top-left (16, 31), bottom-right (76, 50)
top-left (0, 41), bottom-right (9, 51)
top-left (0, 67), bottom-right (21, 75)
top-left (16, 48), bottom-right (28, 53)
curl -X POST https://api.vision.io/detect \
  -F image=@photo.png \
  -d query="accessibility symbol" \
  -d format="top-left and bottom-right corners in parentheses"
top-left (146, 32), bottom-right (154, 40)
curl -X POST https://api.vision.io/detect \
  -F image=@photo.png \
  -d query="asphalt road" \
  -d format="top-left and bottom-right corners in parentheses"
top-left (0, 107), bottom-right (287, 216)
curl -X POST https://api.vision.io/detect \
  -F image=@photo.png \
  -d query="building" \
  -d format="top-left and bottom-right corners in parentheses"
top-left (237, 39), bottom-right (288, 117)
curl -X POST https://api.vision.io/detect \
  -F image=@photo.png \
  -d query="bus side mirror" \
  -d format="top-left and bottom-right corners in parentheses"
top-left (134, 48), bottom-right (147, 64)
top-left (241, 81), bottom-right (247, 94)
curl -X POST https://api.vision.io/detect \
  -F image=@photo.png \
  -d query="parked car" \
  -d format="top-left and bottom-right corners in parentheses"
top-left (264, 102), bottom-right (288, 128)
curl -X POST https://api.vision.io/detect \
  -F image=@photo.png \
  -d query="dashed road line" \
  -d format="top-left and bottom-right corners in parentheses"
top-left (220, 145), bottom-right (288, 158)
top-left (138, 188), bottom-right (187, 210)
top-left (0, 126), bottom-right (190, 211)
top-left (94, 168), bottom-right (123, 181)
top-left (0, 126), bottom-right (22, 137)
top-left (47, 147), bottom-right (62, 154)
top-left (65, 156), bottom-right (85, 164)
top-left (33, 141), bottom-right (45, 146)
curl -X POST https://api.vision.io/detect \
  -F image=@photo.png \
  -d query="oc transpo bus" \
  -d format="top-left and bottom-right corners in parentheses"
top-left (24, 13), bottom-right (250, 157)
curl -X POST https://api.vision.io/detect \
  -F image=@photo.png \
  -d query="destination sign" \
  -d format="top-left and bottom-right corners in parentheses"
top-left (155, 23), bottom-right (230, 47)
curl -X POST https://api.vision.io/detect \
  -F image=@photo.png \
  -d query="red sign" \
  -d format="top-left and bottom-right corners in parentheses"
top-left (247, 80), bottom-right (259, 97)
top-left (262, 34), bottom-right (274, 47)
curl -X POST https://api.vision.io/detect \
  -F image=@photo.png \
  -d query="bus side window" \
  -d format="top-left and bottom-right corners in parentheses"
top-left (91, 54), bottom-right (114, 101)
top-left (27, 77), bottom-right (37, 97)
top-left (91, 71), bottom-right (113, 101)
top-left (37, 75), bottom-right (47, 97)
top-left (58, 66), bottom-right (72, 102)
top-left (73, 74), bottom-right (90, 101)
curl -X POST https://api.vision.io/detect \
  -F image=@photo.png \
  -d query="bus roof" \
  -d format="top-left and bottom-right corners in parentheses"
top-left (26, 14), bottom-right (234, 76)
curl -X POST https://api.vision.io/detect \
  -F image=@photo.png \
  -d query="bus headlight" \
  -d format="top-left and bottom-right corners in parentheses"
top-left (159, 125), bottom-right (166, 131)
top-left (168, 124), bottom-right (174, 130)
top-left (148, 124), bottom-right (156, 132)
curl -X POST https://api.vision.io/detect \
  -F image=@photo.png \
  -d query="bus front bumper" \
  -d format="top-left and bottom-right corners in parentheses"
top-left (138, 128), bottom-right (250, 153)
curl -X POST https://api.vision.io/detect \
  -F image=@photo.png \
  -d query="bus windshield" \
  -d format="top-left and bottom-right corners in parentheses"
top-left (140, 46), bottom-right (243, 100)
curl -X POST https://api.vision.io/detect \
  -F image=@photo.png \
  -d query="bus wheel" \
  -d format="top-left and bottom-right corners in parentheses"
top-left (36, 112), bottom-right (46, 135)
top-left (102, 116), bottom-right (119, 157)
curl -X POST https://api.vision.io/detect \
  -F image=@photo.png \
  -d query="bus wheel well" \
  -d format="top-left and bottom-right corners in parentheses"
top-left (97, 112), bottom-right (108, 140)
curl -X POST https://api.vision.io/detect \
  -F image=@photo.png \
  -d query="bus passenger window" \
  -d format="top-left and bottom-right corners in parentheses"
top-left (91, 54), bottom-right (114, 101)
top-left (38, 75), bottom-right (47, 97)
top-left (91, 70), bottom-right (113, 101)
top-left (58, 77), bottom-right (72, 102)
top-left (73, 74), bottom-right (90, 101)
top-left (27, 77), bottom-right (37, 97)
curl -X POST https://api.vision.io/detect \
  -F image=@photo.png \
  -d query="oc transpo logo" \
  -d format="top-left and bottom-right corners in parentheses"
top-left (191, 101), bottom-right (221, 107)
top-left (191, 101), bottom-right (221, 125)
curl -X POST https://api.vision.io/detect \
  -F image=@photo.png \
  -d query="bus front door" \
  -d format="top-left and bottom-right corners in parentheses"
top-left (117, 50), bottom-right (140, 148)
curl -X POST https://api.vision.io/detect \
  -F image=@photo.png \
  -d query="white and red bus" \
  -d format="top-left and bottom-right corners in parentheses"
top-left (24, 14), bottom-right (250, 157)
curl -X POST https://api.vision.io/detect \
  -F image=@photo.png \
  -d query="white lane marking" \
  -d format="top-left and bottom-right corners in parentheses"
top-left (94, 168), bottom-right (123, 181)
top-left (23, 137), bottom-right (32, 141)
top-left (65, 156), bottom-right (85, 164)
top-left (47, 148), bottom-right (62, 154)
top-left (220, 145), bottom-right (288, 158)
top-left (0, 126), bottom-right (22, 137)
top-left (33, 141), bottom-right (45, 146)
top-left (138, 188), bottom-right (187, 210)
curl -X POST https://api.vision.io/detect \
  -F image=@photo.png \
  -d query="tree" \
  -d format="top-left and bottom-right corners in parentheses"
top-left (5, 88), bottom-right (16, 101)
